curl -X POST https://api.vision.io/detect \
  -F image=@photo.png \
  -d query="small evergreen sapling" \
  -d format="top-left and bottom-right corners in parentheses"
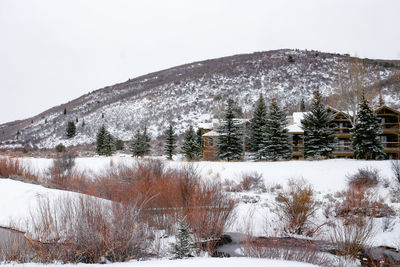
top-left (352, 94), bottom-right (385, 159)
top-left (217, 98), bottom-right (244, 161)
top-left (301, 90), bottom-right (335, 159)
top-left (172, 219), bottom-right (194, 259)
top-left (181, 125), bottom-right (200, 160)
top-left (164, 123), bottom-right (177, 160)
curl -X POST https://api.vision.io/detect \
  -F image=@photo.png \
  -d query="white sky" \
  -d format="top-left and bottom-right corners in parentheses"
top-left (0, 0), bottom-right (399, 123)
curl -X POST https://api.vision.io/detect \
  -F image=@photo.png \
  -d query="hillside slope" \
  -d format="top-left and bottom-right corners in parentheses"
top-left (1, 49), bottom-right (399, 149)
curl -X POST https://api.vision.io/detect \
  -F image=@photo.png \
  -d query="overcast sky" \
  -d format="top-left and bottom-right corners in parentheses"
top-left (0, 0), bottom-right (399, 123)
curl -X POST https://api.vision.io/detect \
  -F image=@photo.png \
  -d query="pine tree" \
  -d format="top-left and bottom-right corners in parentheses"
top-left (63, 108), bottom-right (67, 115)
top-left (172, 219), bottom-right (193, 259)
top-left (66, 121), bottom-right (76, 138)
top-left (352, 93), bottom-right (385, 160)
top-left (130, 129), bottom-right (143, 157)
top-left (96, 125), bottom-right (113, 156)
top-left (301, 90), bottom-right (335, 159)
top-left (181, 125), bottom-right (200, 160)
top-left (164, 123), bottom-right (177, 160)
top-left (114, 139), bottom-right (124, 151)
top-left (262, 98), bottom-right (292, 160)
top-left (249, 94), bottom-right (267, 160)
top-left (300, 98), bottom-right (306, 112)
top-left (141, 126), bottom-right (151, 156)
top-left (102, 131), bottom-right (114, 156)
top-left (217, 98), bottom-right (244, 161)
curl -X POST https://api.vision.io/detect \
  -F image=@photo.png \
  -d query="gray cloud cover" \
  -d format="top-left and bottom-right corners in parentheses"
top-left (0, 0), bottom-right (399, 123)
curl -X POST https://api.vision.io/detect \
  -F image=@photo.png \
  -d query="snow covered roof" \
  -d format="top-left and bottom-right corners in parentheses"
top-left (286, 112), bottom-right (306, 133)
top-left (198, 122), bottom-right (213, 130)
top-left (203, 130), bottom-right (219, 137)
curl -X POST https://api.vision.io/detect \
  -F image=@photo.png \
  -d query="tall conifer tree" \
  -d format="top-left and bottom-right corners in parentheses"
top-left (217, 98), bottom-right (244, 161)
top-left (262, 98), bottom-right (292, 160)
top-left (164, 123), bottom-right (177, 160)
top-left (352, 93), bottom-right (385, 159)
top-left (181, 125), bottom-right (200, 160)
top-left (249, 94), bottom-right (268, 160)
top-left (301, 90), bottom-right (335, 159)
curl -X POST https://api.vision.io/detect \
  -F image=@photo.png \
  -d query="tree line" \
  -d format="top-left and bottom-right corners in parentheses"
top-left (74, 89), bottom-right (385, 161)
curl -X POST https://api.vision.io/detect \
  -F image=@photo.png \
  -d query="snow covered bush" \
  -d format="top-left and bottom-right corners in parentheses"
top-left (391, 160), bottom-right (400, 185)
top-left (346, 167), bottom-right (380, 189)
top-left (48, 151), bottom-right (76, 187)
top-left (273, 179), bottom-right (319, 236)
top-left (236, 172), bottom-right (265, 192)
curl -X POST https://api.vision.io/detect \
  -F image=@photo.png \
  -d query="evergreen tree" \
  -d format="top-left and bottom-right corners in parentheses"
top-left (172, 219), bottom-right (193, 259)
top-left (130, 127), bottom-right (151, 157)
top-left (63, 108), bottom-right (67, 115)
top-left (66, 121), bottom-right (76, 138)
top-left (96, 125), bottom-right (113, 156)
top-left (130, 129), bottom-right (143, 157)
top-left (352, 94), bottom-right (385, 159)
top-left (262, 98), bottom-right (292, 160)
top-left (301, 90), bottom-right (335, 159)
top-left (164, 123), bottom-right (177, 160)
top-left (114, 139), bottom-right (124, 151)
top-left (300, 98), bottom-right (306, 112)
top-left (196, 128), bottom-right (202, 152)
top-left (181, 125), bottom-right (200, 160)
top-left (102, 131), bottom-right (114, 156)
top-left (141, 126), bottom-right (151, 155)
top-left (249, 94), bottom-right (268, 160)
top-left (217, 98), bottom-right (244, 161)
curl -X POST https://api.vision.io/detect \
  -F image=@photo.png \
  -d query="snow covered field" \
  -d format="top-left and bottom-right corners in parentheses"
top-left (0, 257), bottom-right (319, 267)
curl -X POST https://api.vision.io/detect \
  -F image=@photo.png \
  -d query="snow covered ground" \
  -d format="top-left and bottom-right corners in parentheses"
top-left (0, 257), bottom-right (319, 267)
top-left (1, 155), bottom-right (400, 265)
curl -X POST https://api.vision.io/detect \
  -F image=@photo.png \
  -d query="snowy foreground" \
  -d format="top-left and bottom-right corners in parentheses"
top-left (1, 258), bottom-right (318, 267)
top-left (1, 155), bottom-right (400, 266)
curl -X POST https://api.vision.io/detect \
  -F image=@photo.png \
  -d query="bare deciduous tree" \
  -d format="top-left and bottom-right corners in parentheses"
top-left (329, 58), bottom-right (379, 126)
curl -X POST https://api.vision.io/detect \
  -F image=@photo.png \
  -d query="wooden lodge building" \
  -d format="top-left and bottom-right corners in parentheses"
top-left (199, 105), bottom-right (400, 160)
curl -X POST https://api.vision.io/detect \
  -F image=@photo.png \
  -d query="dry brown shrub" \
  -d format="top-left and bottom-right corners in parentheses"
top-left (329, 215), bottom-right (375, 261)
top-left (0, 157), bottom-right (24, 178)
top-left (347, 167), bottom-right (380, 190)
top-left (235, 172), bottom-right (265, 192)
top-left (273, 179), bottom-right (320, 236)
top-left (0, 228), bottom-right (32, 263)
top-left (48, 151), bottom-right (76, 187)
top-left (27, 195), bottom-right (152, 263)
top-left (337, 187), bottom-right (394, 218)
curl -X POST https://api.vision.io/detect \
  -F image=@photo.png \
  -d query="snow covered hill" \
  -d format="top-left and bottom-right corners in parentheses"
top-left (1, 49), bottom-right (399, 149)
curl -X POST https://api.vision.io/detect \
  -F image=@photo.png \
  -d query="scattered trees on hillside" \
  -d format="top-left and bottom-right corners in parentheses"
top-left (181, 125), bottom-right (200, 160)
top-left (352, 93), bottom-right (385, 160)
top-left (66, 121), bottom-right (76, 138)
top-left (301, 90), bottom-right (335, 159)
top-left (217, 99), bottom-right (244, 161)
top-left (164, 123), bottom-right (177, 160)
